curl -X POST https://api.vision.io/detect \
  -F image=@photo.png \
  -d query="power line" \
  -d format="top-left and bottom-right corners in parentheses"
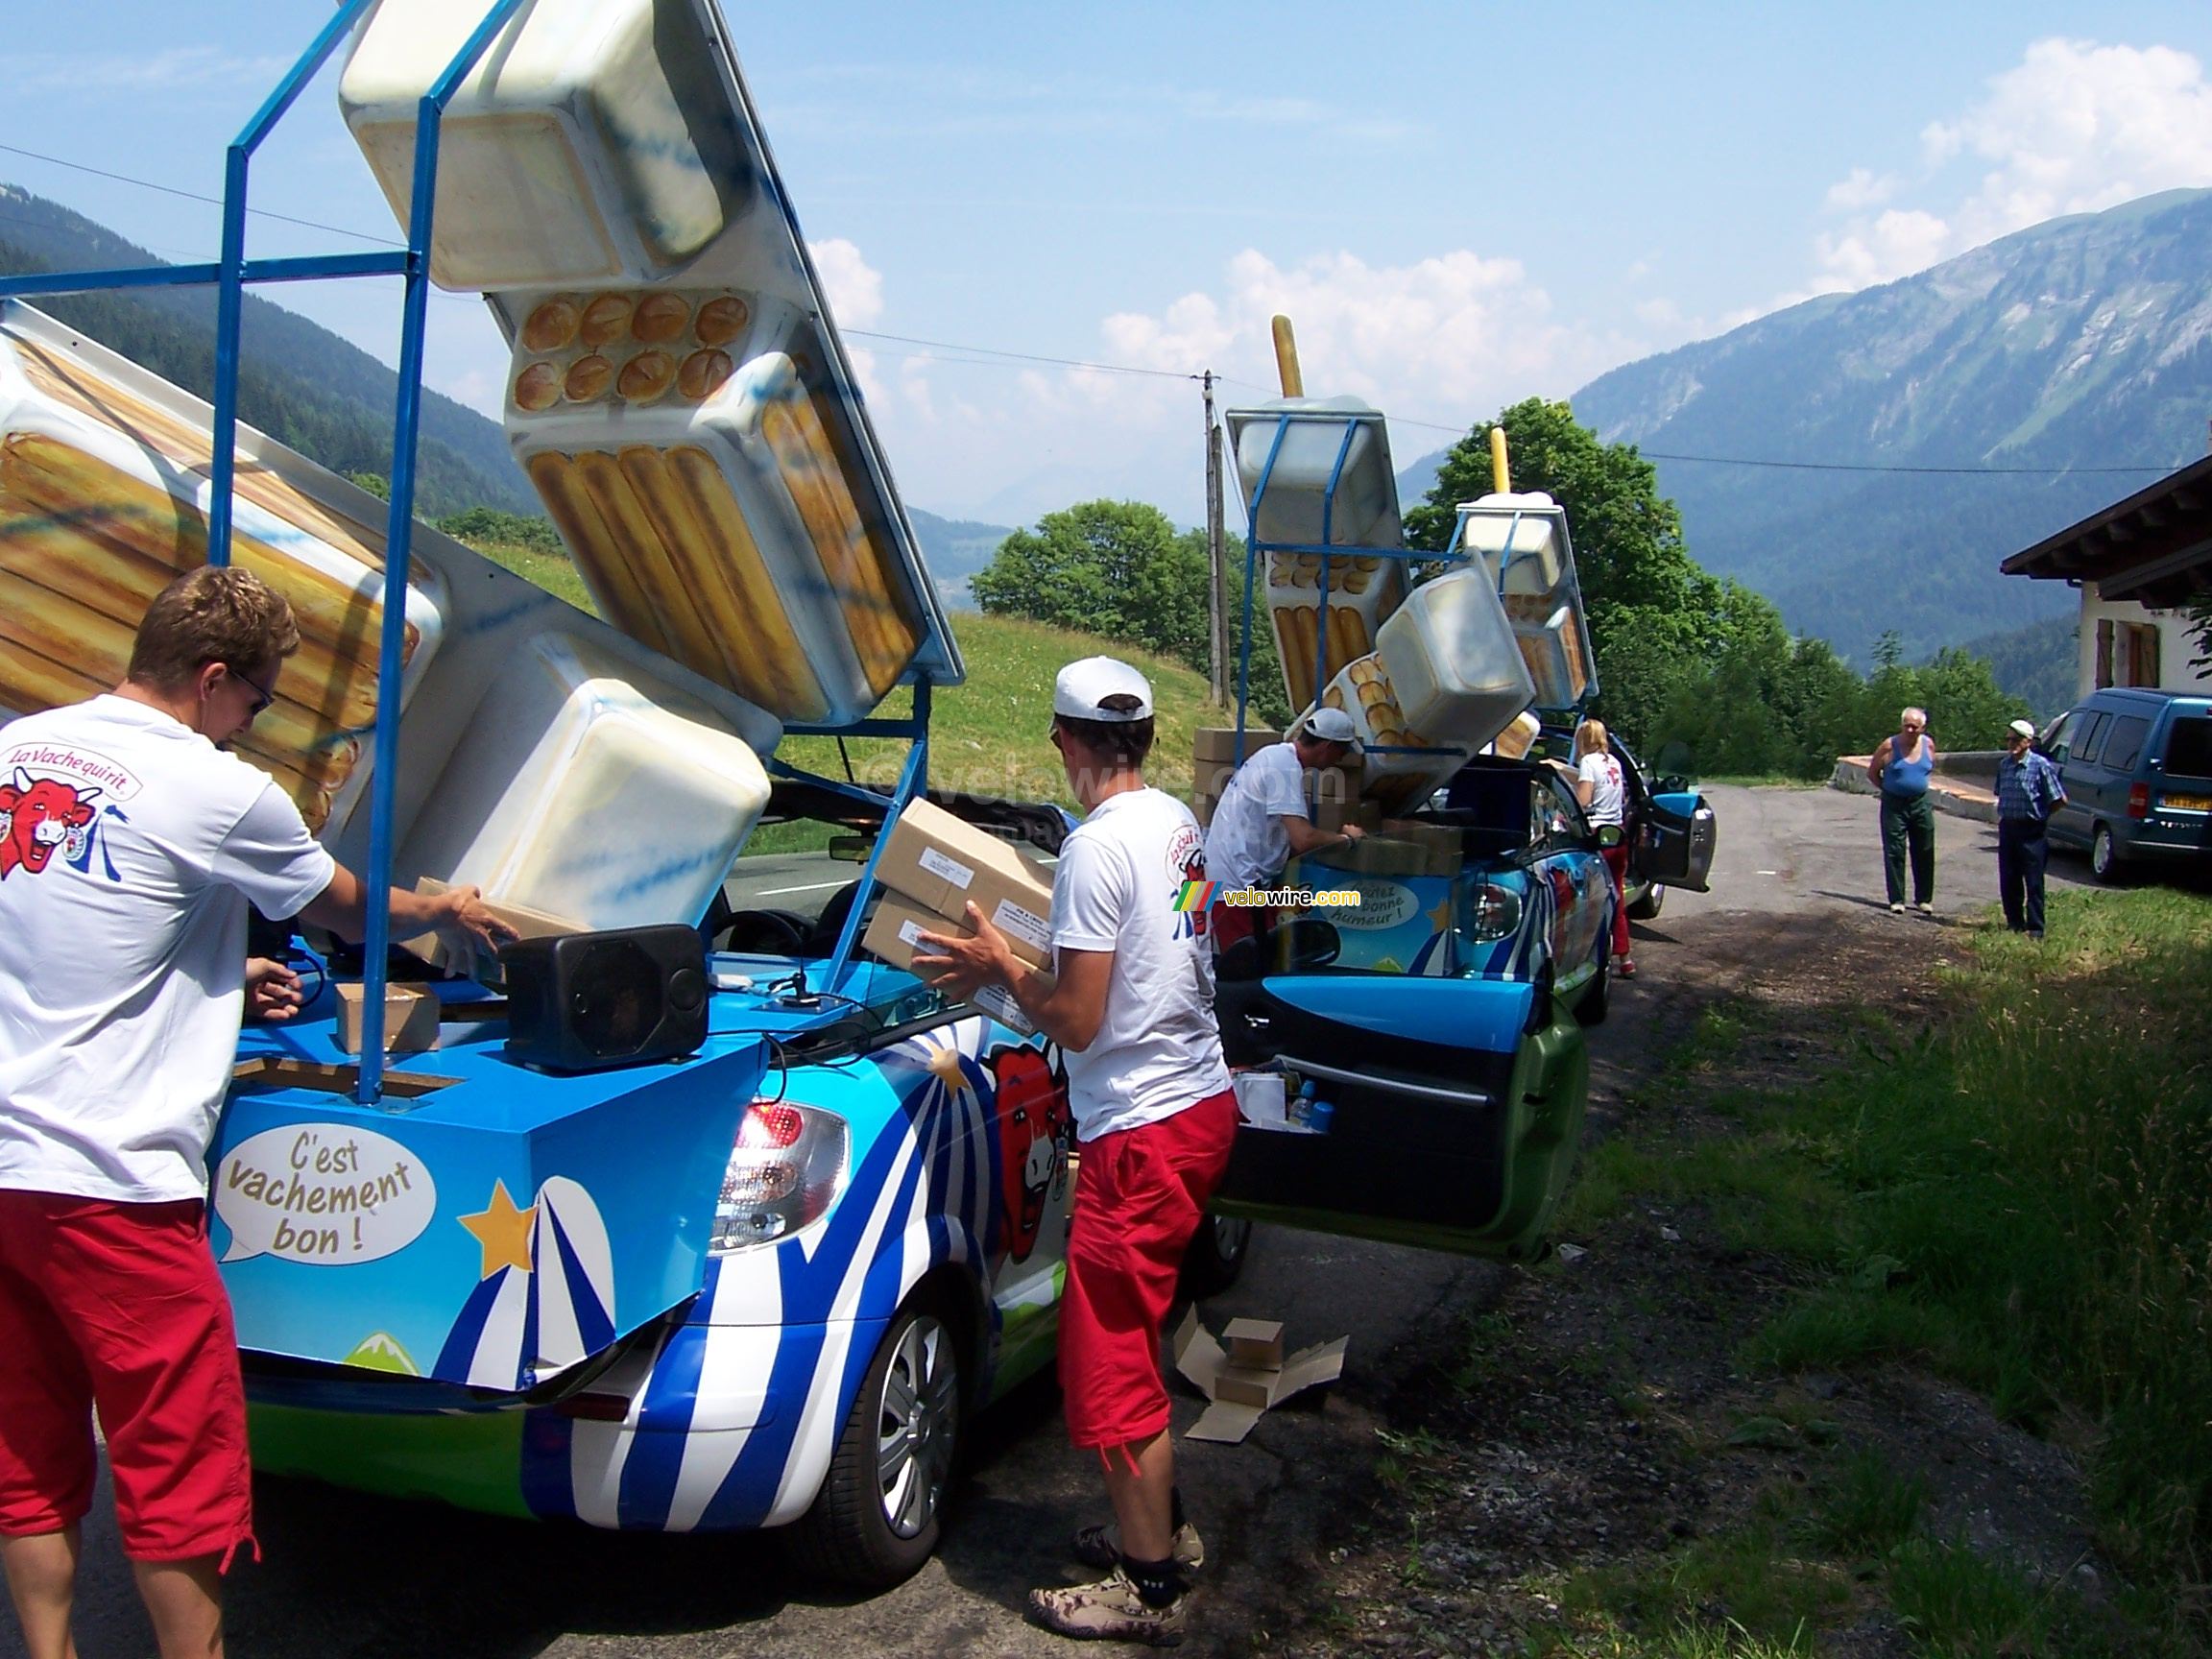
top-left (1640, 449), bottom-right (2181, 477)
top-left (0, 140), bottom-right (405, 250)
top-left (844, 327), bottom-right (1196, 382)
top-left (1, 141), bottom-right (2193, 479)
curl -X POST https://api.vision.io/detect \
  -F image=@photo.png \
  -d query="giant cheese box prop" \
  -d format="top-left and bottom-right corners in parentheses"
top-left (338, 0), bottom-right (961, 729)
top-left (0, 301), bottom-right (775, 936)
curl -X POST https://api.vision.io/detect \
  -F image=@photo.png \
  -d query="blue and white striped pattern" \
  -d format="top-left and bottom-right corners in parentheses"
top-left (524, 1015), bottom-right (1047, 1531)
top-left (434, 1177), bottom-right (617, 1391)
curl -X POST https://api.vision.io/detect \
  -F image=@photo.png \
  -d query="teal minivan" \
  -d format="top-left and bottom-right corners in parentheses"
top-left (2038, 689), bottom-right (2212, 880)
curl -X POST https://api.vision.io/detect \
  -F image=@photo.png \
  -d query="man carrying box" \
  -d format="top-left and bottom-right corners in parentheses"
top-left (1203, 707), bottom-right (1366, 954)
top-left (914, 656), bottom-right (1234, 1647)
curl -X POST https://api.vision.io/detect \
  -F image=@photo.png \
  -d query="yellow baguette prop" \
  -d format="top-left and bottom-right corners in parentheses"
top-left (572, 449), bottom-right (731, 683)
top-left (760, 389), bottom-right (918, 699)
top-left (525, 450), bottom-right (678, 658)
top-left (621, 445), bottom-right (825, 719)
top-left (12, 340), bottom-right (432, 588)
top-left (661, 446), bottom-right (829, 721)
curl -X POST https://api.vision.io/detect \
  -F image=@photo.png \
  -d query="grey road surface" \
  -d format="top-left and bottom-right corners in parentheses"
top-left (11, 787), bottom-right (2089, 1658)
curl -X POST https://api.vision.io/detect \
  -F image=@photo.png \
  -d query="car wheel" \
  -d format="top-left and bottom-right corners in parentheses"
top-left (1627, 883), bottom-right (1665, 922)
top-left (1179, 1213), bottom-right (1254, 1299)
top-left (1574, 946), bottom-right (1610, 1026)
top-left (789, 1296), bottom-right (962, 1589)
top-left (2090, 823), bottom-right (2127, 885)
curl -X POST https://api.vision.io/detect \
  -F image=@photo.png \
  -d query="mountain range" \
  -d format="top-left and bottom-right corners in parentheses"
top-left (1569, 188), bottom-right (2212, 667)
top-left (0, 184), bottom-right (536, 518)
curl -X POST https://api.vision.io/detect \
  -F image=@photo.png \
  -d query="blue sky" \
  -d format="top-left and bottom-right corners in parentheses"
top-left (9, 3), bottom-right (2212, 526)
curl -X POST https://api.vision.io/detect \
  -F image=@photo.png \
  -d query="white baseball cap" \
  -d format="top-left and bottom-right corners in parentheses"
top-left (2008, 718), bottom-right (2036, 740)
top-left (1302, 707), bottom-right (1360, 745)
top-left (1053, 657), bottom-right (1154, 721)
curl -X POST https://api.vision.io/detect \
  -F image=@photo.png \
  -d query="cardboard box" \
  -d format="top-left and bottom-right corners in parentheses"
top-left (334, 981), bottom-right (441, 1055)
top-left (397, 878), bottom-right (583, 984)
top-left (1171, 1307), bottom-right (1348, 1443)
top-left (874, 799), bottom-right (1055, 969)
top-left (1382, 821), bottom-right (1466, 877)
top-left (862, 896), bottom-right (1055, 1036)
top-left (1194, 725), bottom-right (1283, 763)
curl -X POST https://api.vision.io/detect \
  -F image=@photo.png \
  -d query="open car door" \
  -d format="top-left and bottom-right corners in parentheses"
top-left (1616, 737), bottom-right (1716, 894)
top-left (1209, 964), bottom-right (1588, 1261)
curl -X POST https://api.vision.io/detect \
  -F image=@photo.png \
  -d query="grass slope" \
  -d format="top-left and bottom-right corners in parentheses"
top-left (780, 613), bottom-right (1216, 807)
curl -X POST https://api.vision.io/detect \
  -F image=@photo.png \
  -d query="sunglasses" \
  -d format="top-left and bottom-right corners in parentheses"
top-left (227, 663), bottom-right (276, 721)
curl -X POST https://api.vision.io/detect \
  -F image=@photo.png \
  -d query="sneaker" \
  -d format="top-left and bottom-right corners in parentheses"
top-left (1914, 902), bottom-right (1935, 915)
top-left (1889, 902), bottom-right (1906, 914)
top-left (1027, 1568), bottom-right (1186, 1646)
top-left (1072, 1519), bottom-right (1205, 1574)
top-left (1616, 956), bottom-right (1636, 979)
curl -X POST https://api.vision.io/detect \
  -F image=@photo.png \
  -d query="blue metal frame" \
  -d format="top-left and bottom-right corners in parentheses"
top-left (1228, 408), bottom-right (1475, 750)
top-left (0, 0), bottom-right (950, 1102)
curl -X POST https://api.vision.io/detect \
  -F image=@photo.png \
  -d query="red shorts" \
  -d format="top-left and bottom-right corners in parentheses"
top-left (1209, 900), bottom-right (1265, 955)
top-left (1060, 1088), bottom-right (1238, 1450)
top-left (0, 1190), bottom-right (255, 1564)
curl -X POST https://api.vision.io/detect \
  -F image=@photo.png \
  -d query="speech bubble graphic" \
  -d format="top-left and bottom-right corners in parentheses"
top-left (216, 1124), bottom-right (436, 1265)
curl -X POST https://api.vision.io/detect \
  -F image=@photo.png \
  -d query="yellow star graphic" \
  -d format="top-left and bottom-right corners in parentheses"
top-left (926, 1044), bottom-right (972, 1094)
top-left (458, 1180), bottom-right (536, 1279)
top-left (1426, 895), bottom-right (1455, 934)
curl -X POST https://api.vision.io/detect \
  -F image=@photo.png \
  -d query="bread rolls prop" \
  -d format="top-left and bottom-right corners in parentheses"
top-left (342, 1), bottom-right (964, 732)
top-left (0, 310), bottom-right (448, 831)
top-left (1458, 493), bottom-right (1598, 711)
top-left (1225, 396), bottom-right (1407, 712)
top-left (510, 325), bottom-right (924, 727)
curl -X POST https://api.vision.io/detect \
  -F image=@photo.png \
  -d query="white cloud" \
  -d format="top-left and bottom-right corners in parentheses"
top-left (854, 245), bottom-right (1625, 525)
top-left (1798, 37), bottom-right (2212, 301)
top-left (1823, 167), bottom-right (1900, 211)
top-left (813, 237), bottom-right (885, 329)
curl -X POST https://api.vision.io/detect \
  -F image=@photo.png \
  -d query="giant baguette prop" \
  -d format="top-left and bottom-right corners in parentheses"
top-left (0, 430), bottom-right (414, 829)
top-left (12, 340), bottom-right (427, 587)
top-left (758, 388), bottom-right (918, 701)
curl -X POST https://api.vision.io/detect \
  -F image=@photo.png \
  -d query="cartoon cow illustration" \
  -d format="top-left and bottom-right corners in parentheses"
top-left (0, 769), bottom-right (101, 879)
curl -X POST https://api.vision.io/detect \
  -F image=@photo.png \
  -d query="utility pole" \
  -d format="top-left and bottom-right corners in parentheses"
top-left (1203, 370), bottom-right (1229, 708)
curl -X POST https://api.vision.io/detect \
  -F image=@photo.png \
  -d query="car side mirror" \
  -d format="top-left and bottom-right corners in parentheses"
top-left (1655, 774), bottom-right (1689, 795)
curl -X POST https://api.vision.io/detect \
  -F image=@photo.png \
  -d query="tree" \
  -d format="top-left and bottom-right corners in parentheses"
top-left (971, 499), bottom-right (1291, 722)
top-left (972, 500), bottom-right (1209, 662)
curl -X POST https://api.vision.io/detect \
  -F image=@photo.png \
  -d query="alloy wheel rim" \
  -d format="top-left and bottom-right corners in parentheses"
top-left (876, 1314), bottom-right (957, 1538)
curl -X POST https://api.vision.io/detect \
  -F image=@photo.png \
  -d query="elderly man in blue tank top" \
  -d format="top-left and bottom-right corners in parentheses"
top-left (1866, 706), bottom-right (1937, 914)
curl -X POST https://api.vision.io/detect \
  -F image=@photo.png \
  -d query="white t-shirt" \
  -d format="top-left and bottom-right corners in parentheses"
top-left (1049, 786), bottom-right (1232, 1142)
top-left (1206, 742), bottom-right (1309, 891)
top-left (0, 697), bottom-right (337, 1204)
top-left (1577, 750), bottom-right (1626, 828)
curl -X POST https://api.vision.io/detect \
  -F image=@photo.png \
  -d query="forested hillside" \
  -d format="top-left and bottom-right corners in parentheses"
top-left (0, 183), bottom-right (533, 517)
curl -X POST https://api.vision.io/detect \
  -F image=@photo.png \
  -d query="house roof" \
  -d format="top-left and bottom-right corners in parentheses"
top-left (2001, 453), bottom-right (2212, 606)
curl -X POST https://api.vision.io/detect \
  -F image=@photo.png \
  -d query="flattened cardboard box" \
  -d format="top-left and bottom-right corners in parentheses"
top-left (1171, 1307), bottom-right (1347, 1443)
top-left (862, 896), bottom-right (1055, 1036)
top-left (334, 981), bottom-right (440, 1055)
top-left (874, 798), bottom-right (1055, 969)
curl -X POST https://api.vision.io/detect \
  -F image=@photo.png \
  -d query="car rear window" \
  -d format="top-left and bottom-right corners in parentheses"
top-left (2164, 714), bottom-right (2212, 781)
top-left (2074, 711), bottom-right (2112, 766)
top-left (2103, 715), bottom-right (2150, 772)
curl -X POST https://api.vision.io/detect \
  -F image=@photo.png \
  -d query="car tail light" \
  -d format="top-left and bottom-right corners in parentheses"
top-left (1463, 881), bottom-right (1523, 942)
top-left (2128, 782), bottom-right (2151, 820)
top-left (711, 1099), bottom-right (849, 1254)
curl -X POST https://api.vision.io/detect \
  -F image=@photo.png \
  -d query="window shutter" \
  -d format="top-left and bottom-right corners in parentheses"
top-left (2096, 618), bottom-right (2114, 688)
